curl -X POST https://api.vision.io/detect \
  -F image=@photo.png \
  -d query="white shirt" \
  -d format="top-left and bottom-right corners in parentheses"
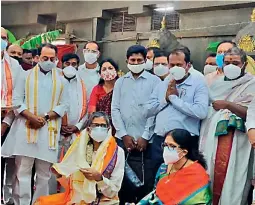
top-left (62, 76), bottom-right (87, 130)
top-left (78, 63), bottom-right (100, 104)
top-left (246, 97), bottom-right (255, 131)
top-left (1, 69), bottom-right (69, 163)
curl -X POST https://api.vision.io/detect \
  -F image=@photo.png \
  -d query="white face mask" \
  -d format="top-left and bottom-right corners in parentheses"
top-left (145, 59), bottom-right (153, 71)
top-left (90, 127), bottom-right (108, 142)
top-left (203, 65), bottom-right (217, 75)
top-left (84, 52), bottom-right (98, 64)
top-left (223, 64), bottom-right (242, 80)
top-left (163, 147), bottom-right (180, 165)
top-left (127, 63), bottom-right (145, 74)
top-left (38, 60), bottom-right (55, 72)
top-left (154, 64), bottom-right (169, 77)
top-left (170, 66), bottom-right (186, 80)
top-left (63, 66), bottom-right (77, 79)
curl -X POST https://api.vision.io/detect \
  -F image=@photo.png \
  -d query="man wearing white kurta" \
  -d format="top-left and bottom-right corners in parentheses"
top-left (1, 44), bottom-right (69, 205)
top-left (1, 27), bottom-right (24, 205)
top-left (78, 41), bottom-right (100, 104)
top-left (49, 53), bottom-right (87, 194)
top-left (246, 97), bottom-right (255, 204)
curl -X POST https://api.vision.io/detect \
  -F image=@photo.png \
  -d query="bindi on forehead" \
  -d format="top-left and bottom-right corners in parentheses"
top-left (224, 55), bottom-right (241, 62)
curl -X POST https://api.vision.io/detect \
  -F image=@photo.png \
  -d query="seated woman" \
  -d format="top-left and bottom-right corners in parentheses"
top-left (34, 111), bottom-right (125, 205)
top-left (137, 129), bottom-right (212, 205)
top-left (88, 59), bottom-right (119, 135)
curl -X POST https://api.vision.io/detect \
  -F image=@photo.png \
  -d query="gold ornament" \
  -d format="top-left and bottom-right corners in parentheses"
top-left (161, 15), bottom-right (166, 30)
top-left (251, 8), bottom-right (255, 22)
top-left (238, 35), bottom-right (255, 52)
top-left (147, 39), bottom-right (160, 48)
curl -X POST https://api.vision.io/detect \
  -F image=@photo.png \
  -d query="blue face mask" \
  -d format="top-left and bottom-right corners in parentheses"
top-left (1, 38), bottom-right (7, 52)
top-left (216, 54), bottom-right (224, 68)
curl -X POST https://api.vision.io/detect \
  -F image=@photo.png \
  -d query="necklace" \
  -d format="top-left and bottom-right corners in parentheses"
top-left (165, 159), bottom-right (189, 184)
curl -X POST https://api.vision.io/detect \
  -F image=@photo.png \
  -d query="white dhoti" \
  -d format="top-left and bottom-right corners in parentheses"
top-left (13, 156), bottom-right (52, 205)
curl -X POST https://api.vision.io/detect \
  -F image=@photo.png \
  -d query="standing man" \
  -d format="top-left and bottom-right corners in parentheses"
top-left (78, 41), bottom-right (100, 104)
top-left (153, 50), bottom-right (169, 80)
top-left (7, 44), bottom-right (23, 64)
top-left (1, 43), bottom-right (69, 205)
top-left (145, 47), bottom-right (160, 72)
top-left (21, 49), bottom-right (33, 71)
top-left (146, 48), bottom-right (209, 176)
top-left (1, 27), bottom-right (23, 205)
top-left (111, 45), bottom-right (161, 204)
top-left (205, 40), bottom-right (236, 86)
top-left (246, 97), bottom-right (255, 205)
top-left (199, 47), bottom-right (255, 205)
top-left (203, 53), bottom-right (217, 75)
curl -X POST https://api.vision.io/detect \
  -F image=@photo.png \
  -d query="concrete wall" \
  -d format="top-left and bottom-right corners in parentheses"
top-left (1, 1), bottom-right (254, 72)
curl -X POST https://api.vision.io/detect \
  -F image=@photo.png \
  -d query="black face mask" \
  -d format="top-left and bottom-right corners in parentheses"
top-left (11, 56), bottom-right (23, 64)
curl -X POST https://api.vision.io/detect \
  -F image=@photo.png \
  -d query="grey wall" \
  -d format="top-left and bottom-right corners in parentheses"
top-left (1, 1), bottom-right (254, 72)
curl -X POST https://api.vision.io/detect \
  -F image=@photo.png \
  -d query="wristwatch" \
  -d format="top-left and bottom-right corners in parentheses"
top-left (44, 113), bottom-right (50, 122)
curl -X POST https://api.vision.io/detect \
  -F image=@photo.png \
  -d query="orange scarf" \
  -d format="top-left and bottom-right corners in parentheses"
top-left (1, 59), bottom-right (13, 106)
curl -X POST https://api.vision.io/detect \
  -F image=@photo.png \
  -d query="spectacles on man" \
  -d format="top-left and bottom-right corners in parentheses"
top-left (90, 123), bottom-right (108, 128)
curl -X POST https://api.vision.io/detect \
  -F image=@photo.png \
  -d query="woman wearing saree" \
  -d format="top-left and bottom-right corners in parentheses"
top-left (34, 111), bottom-right (125, 205)
top-left (135, 129), bottom-right (212, 205)
top-left (88, 59), bottom-right (119, 135)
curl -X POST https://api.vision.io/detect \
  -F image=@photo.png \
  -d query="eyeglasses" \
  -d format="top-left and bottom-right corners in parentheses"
top-left (84, 49), bottom-right (99, 54)
top-left (90, 123), bottom-right (108, 128)
top-left (161, 142), bottom-right (178, 150)
top-left (41, 56), bottom-right (56, 62)
top-left (64, 61), bottom-right (78, 67)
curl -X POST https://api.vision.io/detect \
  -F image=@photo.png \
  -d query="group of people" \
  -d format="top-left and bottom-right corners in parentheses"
top-left (1, 24), bottom-right (255, 205)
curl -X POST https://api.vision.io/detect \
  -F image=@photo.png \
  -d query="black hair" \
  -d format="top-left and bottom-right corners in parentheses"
top-left (207, 53), bottom-right (216, 58)
top-left (147, 47), bottom-right (161, 54)
top-left (38, 43), bottom-right (58, 56)
top-left (126, 45), bottom-right (147, 60)
top-left (216, 40), bottom-right (236, 51)
top-left (153, 50), bottom-right (169, 63)
top-left (30, 49), bottom-right (38, 57)
top-left (61, 53), bottom-right (80, 65)
top-left (83, 41), bottom-right (100, 52)
top-left (166, 129), bottom-right (207, 169)
top-left (170, 46), bottom-right (191, 63)
top-left (98, 58), bottom-right (119, 85)
top-left (23, 49), bottom-right (32, 54)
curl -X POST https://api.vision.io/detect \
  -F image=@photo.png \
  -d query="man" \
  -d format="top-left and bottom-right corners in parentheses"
top-left (1, 43), bottom-right (69, 205)
top-left (111, 45), bottom-right (161, 204)
top-left (49, 53), bottom-right (87, 194)
top-left (1, 27), bottom-right (23, 205)
top-left (203, 53), bottom-right (217, 75)
top-left (145, 48), bottom-right (209, 176)
top-left (21, 49), bottom-right (33, 70)
top-left (145, 47), bottom-right (160, 72)
top-left (153, 50), bottom-right (169, 80)
top-left (199, 47), bottom-right (255, 205)
top-left (205, 40), bottom-right (236, 86)
top-left (78, 41), bottom-right (100, 104)
top-left (31, 48), bottom-right (39, 66)
top-left (247, 97), bottom-right (255, 204)
top-left (7, 44), bottom-right (23, 64)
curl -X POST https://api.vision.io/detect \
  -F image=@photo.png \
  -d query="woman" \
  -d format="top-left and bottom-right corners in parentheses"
top-left (34, 112), bottom-right (125, 205)
top-left (89, 58), bottom-right (118, 113)
top-left (136, 129), bottom-right (212, 205)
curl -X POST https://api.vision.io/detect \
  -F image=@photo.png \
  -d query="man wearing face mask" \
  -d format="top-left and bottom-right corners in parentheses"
top-left (145, 48), bottom-right (209, 178)
top-left (1, 43), bottom-right (69, 205)
top-left (7, 44), bottom-right (23, 64)
top-left (1, 27), bottom-right (23, 205)
top-left (205, 40), bottom-right (236, 87)
top-left (48, 53), bottom-right (87, 194)
top-left (145, 47), bottom-right (160, 73)
top-left (153, 50), bottom-right (169, 80)
top-left (112, 45), bottom-right (161, 204)
top-left (203, 53), bottom-right (217, 76)
top-left (21, 49), bottom-right (33, 71)
top-left (199, 47), bottom-right (255, 205)
top-left (78, 41), bottom-right (101, 105)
